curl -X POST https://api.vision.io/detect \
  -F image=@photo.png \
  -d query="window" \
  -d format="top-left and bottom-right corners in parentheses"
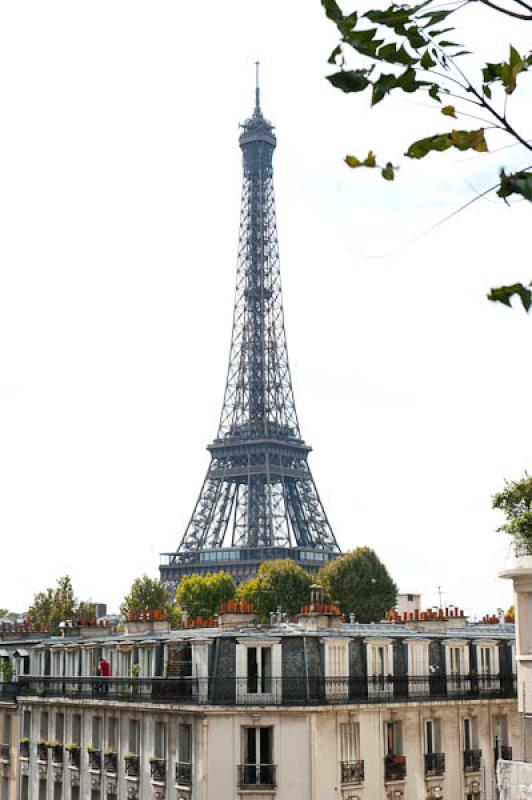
top-left (367, 641), bottom-right (394, 697)
top-left (21, 776), bottom-right (29, 800)
top-left (128, 719), bottom-right (140, 755)
top-left (384, 721), bottom-right (403, 756)
top-left (464, 717), bottom-right (479, 751)
top-left (494, 714), bottom-right (510, 759)
top-left (40, 711), bottom-right (49, 741)
top-left (38, 780), bottom-right (47, 800)
top-left (178, 724), bottom-right (191, 765)
top-left (107, 718), bottom-right (118, 752)
top-left (1, 777), bottom-right (8, 800)
top-left (425, 719), bottom-right (442, 754)
top-left (407, 640), bottom-right (430, 696)
top-left (247, 646), bottom-right (272, 694)
top-left (476, 642), bottom-right (500, 691)
top-left (92, 717), bottom-right (101, 750)
top-left (445, 642), bottom-right (470, 693)
top-left (55, 713), bottom-right (64, 743)
top-left (71, 787), bottom-right (80, 800)
top-left (53, 784), bottom-right (62, 800)
top-left (340, 722), bottom-right (360, 762)
top-left (2, 715), bottom-right (11, 745)
top-left (154, 722), bottom-right (166, 760)
top-left (22, 710), bottom-right (31, 740)
top-left (240, 727), bottom-right (274, 787)
top-left (72, 714), bottom-right (81, 746)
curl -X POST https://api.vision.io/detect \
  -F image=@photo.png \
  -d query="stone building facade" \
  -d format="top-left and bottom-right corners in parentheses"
top-left (0, 611), bottom-right (519, 800)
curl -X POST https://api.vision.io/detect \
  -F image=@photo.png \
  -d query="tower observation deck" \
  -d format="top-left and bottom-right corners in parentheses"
top-left (160, 75), bottom-right (341, 590)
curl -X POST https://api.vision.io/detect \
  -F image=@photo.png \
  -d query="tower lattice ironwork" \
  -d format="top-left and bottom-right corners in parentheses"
top-left (160, 75), bottom-right (341, 590)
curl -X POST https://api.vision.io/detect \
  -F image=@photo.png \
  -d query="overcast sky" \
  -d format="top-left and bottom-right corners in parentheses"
top-left (0, 1), bottom-right (530, 617)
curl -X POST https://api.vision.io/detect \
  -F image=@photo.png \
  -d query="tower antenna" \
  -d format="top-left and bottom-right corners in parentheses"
top-left (255, 61), bottom-right (260, 112)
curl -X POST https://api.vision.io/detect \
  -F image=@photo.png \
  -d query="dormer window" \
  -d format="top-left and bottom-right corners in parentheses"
top-left (366, 640), bottom-right (394, 698)
top-left (322, 639), bottom-right (349, 699)
top-left (444, 641), bottom-right (470, 693)
top-left (236, 640), bottom-right (281, 703)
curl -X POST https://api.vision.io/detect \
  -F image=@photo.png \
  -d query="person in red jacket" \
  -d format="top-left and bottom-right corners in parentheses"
top-left (98, 657), bottom-right (111, 692)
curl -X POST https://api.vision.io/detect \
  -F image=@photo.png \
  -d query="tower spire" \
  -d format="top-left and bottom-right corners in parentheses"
top-left (255, 61), bottom-right (261, 114)
top-left (160, 82), bottom-right (341, 591)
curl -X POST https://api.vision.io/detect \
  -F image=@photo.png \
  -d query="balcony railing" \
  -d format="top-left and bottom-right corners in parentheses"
top-left (51, 744), bottom-right (63, 765)
top-left (150, 758), bottom-right (166, 782)
top-left (37, 743), bottom-right (48, 762)
top-left (19, 740), bottom-right (29, 759)
top-left (425, 752), bottom-right (445, 777)
top-left (88, 750), bottom-right (102, 771)
top-left (494, 745), bottom-right (512, 762)
top-left (464, 749), bottom-right (482, 773)
top-left (176, 761), bottom-right (192, 785)
top-left (341, 760), bottom-right (364, 784)
top-left (67, 747), bottom-right (80, 768)
top-left (0, 744), bottom-right (9, 761)
top-left (384, 755), bottom-right (406, 781)
top-left (104, 752), bottom-right (117, 774)
top-left (0, 683), bottom-right (18, 701)
top-left (124, 754), bottom-right (139, 778)
top-left (17, 673), bottom-right (517, 707)
top-left (238, 764), bottom-right (277, 789)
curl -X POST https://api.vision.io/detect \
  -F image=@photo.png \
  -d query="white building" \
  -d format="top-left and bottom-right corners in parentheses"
top-left (0, 608), bottom-right (520, 800)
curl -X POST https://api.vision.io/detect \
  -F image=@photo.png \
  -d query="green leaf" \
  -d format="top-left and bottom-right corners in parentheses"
top-left (381, 162), bottom-right (395, 180)
top-left (418, 9), bottom-right (454, 26)
top-left (497, 169), bottom-right (532, 202)
top-left (344, 27), bottom-right (384, 58)
top-left (488, 284), bottom-right (532, 312)
top-left (404, 25), bottom-right (426, 49)
top-left (420, 50), bottom-right (436, 69)
top-left (405, 129), bottom-right (487, 159)
top-left (429, 83), bottom-right (442, 102)
top-left (345, 151), bottom-right (377, 169)
top-left (326, 69), bottom-right (371, 93)
top-left (396, 66), bottom-right (429, 93)
top-left (441, 105), bottom-right (456, 118)
top-left (321, 0), bottom-right (343, 22)
top-left (328, 45), bottom-right (342, 65)
top-left (371, 73), bottom-right (398, 105)
top-left (406, 133), bottom-right (453, 159)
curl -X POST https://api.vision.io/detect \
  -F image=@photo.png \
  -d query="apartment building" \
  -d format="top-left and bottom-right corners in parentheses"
top-left (0, 608), bottom-right (519, 800)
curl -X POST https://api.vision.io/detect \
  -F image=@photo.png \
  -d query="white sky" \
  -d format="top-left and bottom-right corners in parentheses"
top-left (0, 1), bottom-right (530, 617)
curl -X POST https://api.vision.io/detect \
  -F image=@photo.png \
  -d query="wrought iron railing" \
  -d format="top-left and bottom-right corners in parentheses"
top-left (0, 683), bottom-right (18, 701)
top-left (88, 750), bottom-right (102, 771)
top-left (17, 673), bottom-right (517, 707)
top-left (104, 752), bottom-right (117, 773)
top-left (51, 744), bottom-right (63, 764)
top-left (0, 744), bottom-right (9, 761)
top-left (67, 747), bottom-right (81, 768)
top-left (124, 754), bottom-right (139, 777)
top-left (37, 743), bottom-right (48, 762)
top-left (19, 740), bottom-right (29, 759)
top-left (176, 761), bottom-right (192, 785)
top-left (150, 758), bottom-right (166, 781)
top-left (464, 749), bottom-right (482, 773)
top-left (341, 760), bottom-right (364, 783)
top-left (494, 745), bottom-right (512, 762)
top-left (238, 764), bottom-right (276, 789)
top-left (384, 755), bottom-right (406, 781)
top-left (425, 752), bottom-right (445, 776)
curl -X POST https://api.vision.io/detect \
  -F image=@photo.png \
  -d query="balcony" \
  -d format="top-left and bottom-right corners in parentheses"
top-left (238, 764), bottom-right (277, 789)
top-left (176, 761), bottom-right (192, 786)
top-left (124, 754), bottom-right (139, 778)
top-left (104, 752), bottom-right (117, 774)
top-left (19, 740), bottom-right (29, 759)
top-left (0, 683), bottom-right (18, 701)
top-left (51, 744), bottom-right (63, 765)
top-left (16, 673), bottom-right (517, 708)
top-left (66, 746), bottom-right (80, 768)
top-left (425, 752), bottom-right (445, 777)
top-left (0, 744), bottom-right (9, 762)
top-left (494, 745), bottom-right (512, 762)
top-left (384, 755), bottom-right (406, 781)
top-left (150, 758), bottom-right (166, 782)
top-left (88, 749), bottom-right (102, 771)
top-left (464, 749), bottom-right (482, 773)
top-left (37, 742), bottom-right (48, 762)
top-left (341, 760), bottom-right (364, 784)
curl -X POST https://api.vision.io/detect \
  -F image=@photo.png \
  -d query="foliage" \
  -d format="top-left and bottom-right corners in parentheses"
top-left (317, 547), bottom-right (398, 622)
top-left (322, 0), bottom-right (532, 309)
top-left (174, 572), bottom-right (236, 620)
top-left (493, 472), bottom-right (532, 552)
top-left (0, 660), bottom-right (14, 682)
top-left (120, 575), bottom-right (171, 618)
top-left (27, 575), bottom-right (96, 634)
top-left (0, 608), bottom-right (7, 618)
top-left (237, 559), bottom-right (314, 622)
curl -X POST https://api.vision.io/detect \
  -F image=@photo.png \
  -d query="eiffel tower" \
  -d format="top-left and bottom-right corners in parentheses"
top-left (160, 70), bottom-right (341, 591)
